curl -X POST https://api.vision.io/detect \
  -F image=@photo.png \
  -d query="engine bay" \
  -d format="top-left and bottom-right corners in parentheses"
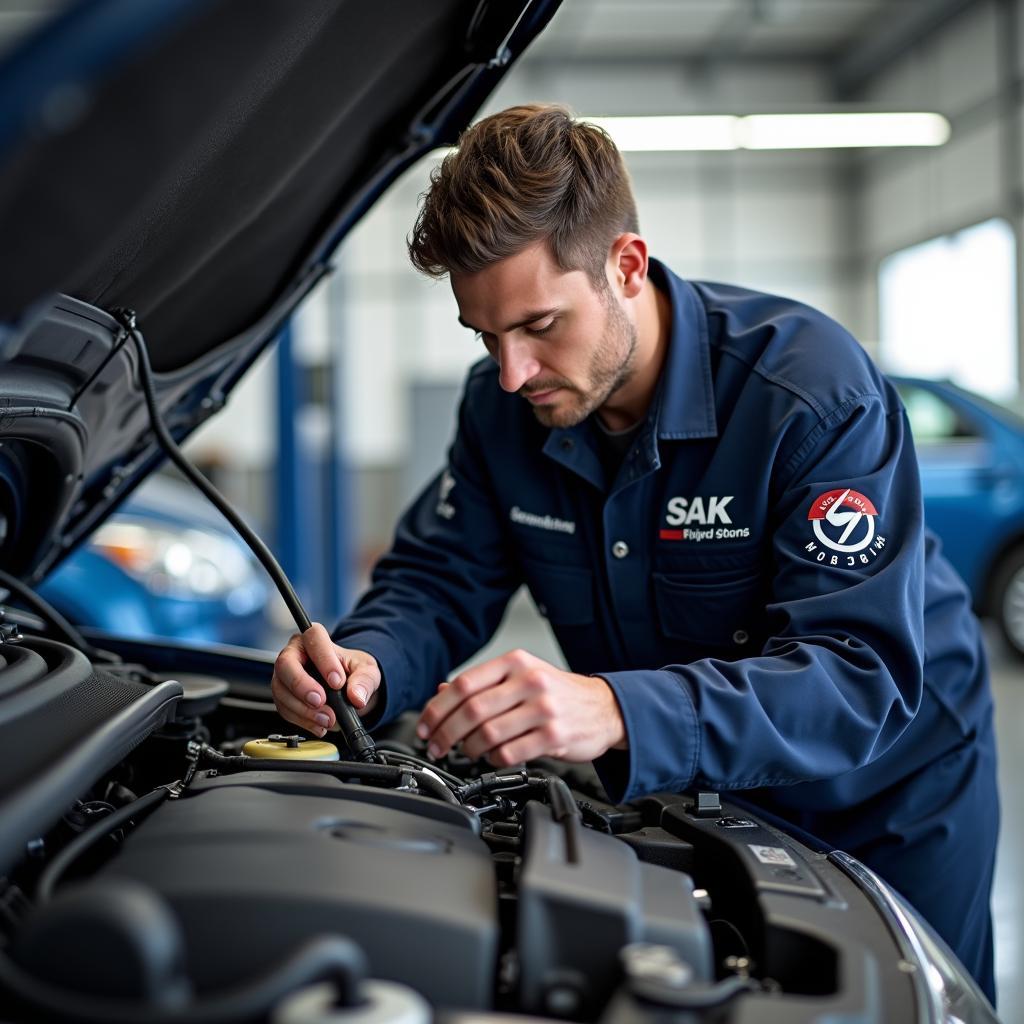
top-left (0, 630), bottom-right (920, 1024)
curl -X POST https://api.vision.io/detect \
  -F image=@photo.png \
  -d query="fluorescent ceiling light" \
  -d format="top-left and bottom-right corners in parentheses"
top-left (587, 115), bottom-right (737, 151)
top-left (428, 112), bottom-right (950, 159)
top-left (740, 113), bottom-right (950, 149)
top-left (587, 113), bottom-right (950, 151)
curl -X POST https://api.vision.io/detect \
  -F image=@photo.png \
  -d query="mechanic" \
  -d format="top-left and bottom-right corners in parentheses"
top-left (271, 105), bottom-right (999, 1002)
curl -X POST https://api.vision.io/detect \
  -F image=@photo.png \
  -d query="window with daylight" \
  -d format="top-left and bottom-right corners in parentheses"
top-left (878, 218), bottom-right (1018, 400)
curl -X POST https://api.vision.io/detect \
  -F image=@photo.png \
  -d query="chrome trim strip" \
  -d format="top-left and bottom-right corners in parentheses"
top-left (828, 850), bottom-right (939, 1024)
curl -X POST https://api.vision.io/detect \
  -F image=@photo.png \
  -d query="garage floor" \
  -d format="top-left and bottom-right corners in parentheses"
top-left (475, 598), bottom-right (1022, 1021)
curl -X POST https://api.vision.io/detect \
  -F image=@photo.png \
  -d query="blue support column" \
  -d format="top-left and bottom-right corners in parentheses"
top-left (327, 349), bottom-right (354, 618)
top-left (326, 278), bottom-right (354, 620)
top-left (274, 323), bottom-right (300, 585)
top-left (274, 313), bottom-right (353, 627)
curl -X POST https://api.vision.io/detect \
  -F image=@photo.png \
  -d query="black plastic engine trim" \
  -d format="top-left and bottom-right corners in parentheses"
top-left (0, 676), bottom-right (182, 873)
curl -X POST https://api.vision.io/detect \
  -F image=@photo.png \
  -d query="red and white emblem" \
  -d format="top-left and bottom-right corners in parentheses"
top-left (807, 487), bottom-right (878, 553)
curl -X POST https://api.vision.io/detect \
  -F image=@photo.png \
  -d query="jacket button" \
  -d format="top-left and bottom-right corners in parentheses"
top-left (612, 541), bottom-right (629, 559)
top-left (560, 437), bottom-right (574, 452)
top-left (732, 629), bottom-right (749, 645)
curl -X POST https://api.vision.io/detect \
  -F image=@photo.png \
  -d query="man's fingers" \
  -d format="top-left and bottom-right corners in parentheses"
top-left (426, 682), bottom-right (532, 758)
top-left (274, 634), bottom-right (329, 710)
top-left (271, 633), bottom-right (382, 736)
top-left (271, 676), bottom-right (335, 735)
top-left (487, 728), bottom-right (553, 768)
top-left (459, 703), bottom-right (549, 760)
top-left (416, 649), bottom-right (529, 739)
top-left (342, 653), bottom-right (381, 708)
top-left (302, 622), bottom-right (346, 691)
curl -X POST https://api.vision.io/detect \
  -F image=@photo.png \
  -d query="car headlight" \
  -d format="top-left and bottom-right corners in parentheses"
top-left (829, 851), bottom-right (999, 1024)
top-left (90, 519), bottom-right (264, 608)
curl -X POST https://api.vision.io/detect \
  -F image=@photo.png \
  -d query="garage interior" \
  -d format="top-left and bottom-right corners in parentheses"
top-left (1, 0), bottom-right (1022, 1018)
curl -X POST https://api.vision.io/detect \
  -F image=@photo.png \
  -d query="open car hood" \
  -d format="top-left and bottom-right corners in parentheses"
top-left (0, 0), bottom-right (560, 583)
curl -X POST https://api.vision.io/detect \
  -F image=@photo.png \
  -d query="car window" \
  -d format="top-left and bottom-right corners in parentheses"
top-left (897, 384), bottom-right (981, 444)
top-left (965, 391), bottom-right (1024, 432)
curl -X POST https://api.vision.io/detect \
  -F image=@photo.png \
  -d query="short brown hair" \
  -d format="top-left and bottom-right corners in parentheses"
top-left (408, 104), bottom-right (639, 283)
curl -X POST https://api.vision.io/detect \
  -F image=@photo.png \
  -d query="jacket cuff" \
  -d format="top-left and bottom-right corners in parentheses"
top-left (591, 669), bottom-right (701, 804)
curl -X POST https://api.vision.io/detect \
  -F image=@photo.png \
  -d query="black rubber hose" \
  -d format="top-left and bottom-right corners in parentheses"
top-left (117, 311), bottom-right (380, 765)
top-left (545, 775), bottom-right (582, 821)
top-left (0, 934), bottom-right (365, 1024)
top-left (377, 749), bottom-right (464, 787)
top-left (0, 567), bottom-right (101, 660)
top-left (457, 769), bottom-right (530, 800)
top-left (198, 746), bottom-right (400, 782)
top-left (457, 773), bottom-right (586, 863)
top-left (545, 775), bottom-right (582, 864)
top-left (197, 747), bottom-right (460, 805)
top-left (402, 767), bottom-right (461, 805)
top-left (36, 787), bottom-right (170, 902)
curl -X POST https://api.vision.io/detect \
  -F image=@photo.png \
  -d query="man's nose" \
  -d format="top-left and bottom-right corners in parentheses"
top-left (496, 336), bottom-right (541, 393)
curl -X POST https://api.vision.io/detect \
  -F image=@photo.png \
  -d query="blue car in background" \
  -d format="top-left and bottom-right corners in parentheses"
top-left (894, 375), bottom-right (1024, 658)
top-left (39, 474), bottom-right (285, 649)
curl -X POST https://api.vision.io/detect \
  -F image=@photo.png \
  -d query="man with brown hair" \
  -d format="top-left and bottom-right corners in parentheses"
top-left (271, 104), bottom-right (998, 1001)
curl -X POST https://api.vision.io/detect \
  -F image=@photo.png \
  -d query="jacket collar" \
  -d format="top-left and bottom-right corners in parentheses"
top-left (647, 258), bottom-right (717, 440)
top-left (541, 258), bottom-right (717, 489)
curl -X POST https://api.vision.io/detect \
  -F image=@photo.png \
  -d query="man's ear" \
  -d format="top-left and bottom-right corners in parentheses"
top-left (607, 234), bottom-right (648, 300)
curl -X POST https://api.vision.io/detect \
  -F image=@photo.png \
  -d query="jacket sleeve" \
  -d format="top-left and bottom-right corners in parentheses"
top-left (595, 390), bottom-right (927, 803)
top-left (330, 380), bottom-right (521, 725)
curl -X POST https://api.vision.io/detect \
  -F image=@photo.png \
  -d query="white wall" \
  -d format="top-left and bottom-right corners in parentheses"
top-left (853, 0), bottom-right (1023, 363)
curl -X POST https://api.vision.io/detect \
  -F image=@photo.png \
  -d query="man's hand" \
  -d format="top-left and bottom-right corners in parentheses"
top-left (415, 649), bottom-right (627, 766)
top-left (271, 623), bottom-right (381, 738)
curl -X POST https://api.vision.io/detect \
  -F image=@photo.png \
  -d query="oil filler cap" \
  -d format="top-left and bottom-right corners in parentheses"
top-left (243, 735), bottom-right (340, 761)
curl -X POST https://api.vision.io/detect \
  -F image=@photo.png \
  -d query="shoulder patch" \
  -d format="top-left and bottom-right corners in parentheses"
top-left (802, 487), bottom-right (887, 568)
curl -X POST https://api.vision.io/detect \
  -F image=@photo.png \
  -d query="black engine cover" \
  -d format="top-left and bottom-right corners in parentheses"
top-left (96, 770), bottom-right (498, 1008)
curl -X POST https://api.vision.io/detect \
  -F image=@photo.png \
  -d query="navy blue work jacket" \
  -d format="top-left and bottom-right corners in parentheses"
top-left (334, 259), bottom-right (993, 816)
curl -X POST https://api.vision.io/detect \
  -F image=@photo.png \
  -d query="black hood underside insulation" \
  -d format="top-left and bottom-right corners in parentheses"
top-left (0, 0), bottom-right (554, 371)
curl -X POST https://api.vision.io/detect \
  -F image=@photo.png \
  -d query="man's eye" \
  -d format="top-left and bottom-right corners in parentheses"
top-left (528, 320), bottom-right (556, 336)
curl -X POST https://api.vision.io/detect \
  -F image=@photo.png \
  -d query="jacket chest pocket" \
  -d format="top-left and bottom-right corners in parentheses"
top-left (653, 570), bottom-right (762, 650)
top-left (521, 558), bottom-right (595, 626)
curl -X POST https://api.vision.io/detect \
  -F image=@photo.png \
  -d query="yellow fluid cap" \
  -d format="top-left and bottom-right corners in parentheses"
top-left (243, 735), bottom-right (340, 761)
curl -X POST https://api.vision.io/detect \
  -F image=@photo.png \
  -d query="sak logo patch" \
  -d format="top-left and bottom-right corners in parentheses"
top-left (660, 495), bottom-right (750, 542)
top-left (803, 487), bottom-right (886, 568)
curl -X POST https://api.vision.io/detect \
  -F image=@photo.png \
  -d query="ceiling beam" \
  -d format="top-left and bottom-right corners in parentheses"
top-left (832, 0), bottom-right (981, 98)
top-left (519, 53), bottom-right (828, 73)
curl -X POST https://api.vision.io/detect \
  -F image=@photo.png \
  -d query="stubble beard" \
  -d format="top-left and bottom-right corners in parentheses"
top-left (528, 294), bottom-right (639, 429)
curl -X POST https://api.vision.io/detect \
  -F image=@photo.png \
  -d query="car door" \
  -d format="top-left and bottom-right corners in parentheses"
top-left (896, 381), bottom-right (1002, 598)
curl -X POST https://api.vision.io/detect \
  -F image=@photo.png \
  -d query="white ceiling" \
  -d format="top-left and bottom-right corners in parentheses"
top-left (526, 0), bottom-right (901, 62)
